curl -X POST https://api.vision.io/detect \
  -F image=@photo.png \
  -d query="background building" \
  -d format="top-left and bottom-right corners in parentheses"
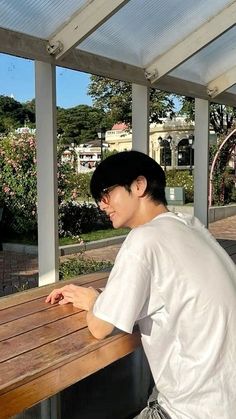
top-left (106, 117), bottom-right (217, 171)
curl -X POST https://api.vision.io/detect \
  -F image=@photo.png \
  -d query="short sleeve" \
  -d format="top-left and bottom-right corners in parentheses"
top-left (93, 242), bottom-right (153, 333)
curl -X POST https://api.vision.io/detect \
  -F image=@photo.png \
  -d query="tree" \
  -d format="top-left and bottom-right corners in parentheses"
top-left (88, 75), bottom-right (176, 126)
top-left (178, 96), bottom-right (236, 134)
top-left (179, 97), bottom-right (236, 205)
top-left (57, 104), bottom-right (106, 145)
top-left (0, 95), bottom-right (35, 134)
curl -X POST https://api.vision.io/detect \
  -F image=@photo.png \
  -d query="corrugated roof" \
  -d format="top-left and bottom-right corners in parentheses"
top-left (0, 0), bottom-right (236, 105)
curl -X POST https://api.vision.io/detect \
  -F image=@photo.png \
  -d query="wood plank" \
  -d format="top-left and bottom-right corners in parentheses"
top-left (0, 302), bottom-right (80, 342)
top-left (0, 277), bottom-right (107, 325)
top-left (0, 328), bottom-right (134, 394)
top-left (0, 277), bottom-right (107, 341)
top-left (0, 271), bottom-right (109, 309)
top-left (0, 312), bottom-right (87, 363)
top-left (0, 331), bottom-right (141, 419)
top-left (0, 298), bottom-right (54, 325)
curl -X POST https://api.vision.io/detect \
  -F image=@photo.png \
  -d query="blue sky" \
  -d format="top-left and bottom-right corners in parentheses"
top-left (0, 53), bottom-right (180, 111)
top-left (0, 53), bottom-right (93, 108)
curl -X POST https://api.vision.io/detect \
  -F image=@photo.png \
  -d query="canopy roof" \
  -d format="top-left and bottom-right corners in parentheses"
top-left (1, 0), bottom-right (236, 105)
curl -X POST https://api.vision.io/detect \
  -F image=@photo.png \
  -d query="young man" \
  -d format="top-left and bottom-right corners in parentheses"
top-left (46, 151), bottom-right (236, 419)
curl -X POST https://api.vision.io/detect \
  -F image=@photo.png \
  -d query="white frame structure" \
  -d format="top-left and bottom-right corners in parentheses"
top-left (1, 0), bottom-right (236, 285)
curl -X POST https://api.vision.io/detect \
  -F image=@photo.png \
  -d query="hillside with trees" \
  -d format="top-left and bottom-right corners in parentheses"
top-left (0, 77), bottom-right (177, 143)
top-left (0, 95), bottom-right (35, 133)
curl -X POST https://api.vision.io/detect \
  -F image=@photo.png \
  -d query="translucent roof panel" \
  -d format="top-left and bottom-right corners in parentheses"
top-left (0, 0), bottom-right (86, 38)
top-left (0, 0), bottom-right (236, 104)
top-left (79, 0), bottom-right (233, 67)
top-left (171, 26), bottom-right (236, 85)
top-left (227, 85), bottom-right (236, 94)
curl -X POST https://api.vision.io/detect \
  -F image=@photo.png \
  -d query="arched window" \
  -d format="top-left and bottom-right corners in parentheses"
top-left (177, 138), bottom-right (194, 167)
top-left (158, 137), bottom-right (172, 169)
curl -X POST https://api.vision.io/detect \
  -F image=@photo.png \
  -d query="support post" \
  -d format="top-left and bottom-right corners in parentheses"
top-left (194, 99), bottom-right (209, 226)
top-left (132, 84), bottom-right (149, 154)
top-left (35, 61), bottom-right (59, 286)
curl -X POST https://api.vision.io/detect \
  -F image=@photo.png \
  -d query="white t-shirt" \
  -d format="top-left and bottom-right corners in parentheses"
top-left (93, 212), bottom-right (236, 419)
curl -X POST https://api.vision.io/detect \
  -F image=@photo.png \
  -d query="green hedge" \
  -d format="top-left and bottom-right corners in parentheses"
top-left (58, 201), bottom-right (112, 237)
top-left (166, 170), bottom-right (193, 203)
top-left (59, 256), bottom-right (112, 280)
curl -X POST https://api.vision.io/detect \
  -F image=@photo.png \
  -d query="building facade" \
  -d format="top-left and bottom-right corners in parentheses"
top-left (106, 118), bottom-right (217, 171)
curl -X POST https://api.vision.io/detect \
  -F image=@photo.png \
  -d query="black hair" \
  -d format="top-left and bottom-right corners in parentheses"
top-left (90, 150), bottom-right (167, 205)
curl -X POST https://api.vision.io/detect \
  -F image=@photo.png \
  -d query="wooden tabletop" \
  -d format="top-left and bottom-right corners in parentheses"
top-left (0, 272), bottom-right (141, 419)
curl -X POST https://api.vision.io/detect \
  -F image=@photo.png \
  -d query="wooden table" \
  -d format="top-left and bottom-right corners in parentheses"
top-left (0, 272), bottom-right (141, 419)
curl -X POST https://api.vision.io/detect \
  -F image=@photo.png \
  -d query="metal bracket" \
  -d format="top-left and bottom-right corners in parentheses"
top-left (144, 69), bottom-right (159, 82)
top-left (46, 41), bottom-right (64, 56)
top-left (207, 86), bottom-right (218, 98)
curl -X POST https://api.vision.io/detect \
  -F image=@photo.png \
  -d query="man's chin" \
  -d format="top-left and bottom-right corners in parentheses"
top-left (112, 220), bottom-right (124, 229)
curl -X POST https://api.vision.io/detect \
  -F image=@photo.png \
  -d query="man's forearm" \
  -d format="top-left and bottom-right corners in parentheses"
top-left (86, 307), bottom-right (114, 340)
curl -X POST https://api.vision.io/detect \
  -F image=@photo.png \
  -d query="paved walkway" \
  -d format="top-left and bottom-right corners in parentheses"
top-left (0, 215), bottom-right (236, 297)
top-left (208, 215), bottom-right (236, 240)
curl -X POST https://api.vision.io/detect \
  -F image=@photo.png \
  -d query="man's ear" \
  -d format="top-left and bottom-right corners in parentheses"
top-left (134, 176), bottom-right (147, 197)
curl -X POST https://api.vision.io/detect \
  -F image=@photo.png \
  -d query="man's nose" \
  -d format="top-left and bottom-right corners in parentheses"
top-left (98, 200), bottom-right (108, 211)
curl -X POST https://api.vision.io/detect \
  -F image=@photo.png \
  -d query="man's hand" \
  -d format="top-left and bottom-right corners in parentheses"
top-left (46, 284), bottom-right (115, 339)
top-left (45, 284), bottom-right (99, 311)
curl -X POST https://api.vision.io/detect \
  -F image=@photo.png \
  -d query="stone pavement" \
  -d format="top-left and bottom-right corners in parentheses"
top-left (208, 214), bottom-right (236, 240)
top-left (0, 215), bottom-right (236, 297)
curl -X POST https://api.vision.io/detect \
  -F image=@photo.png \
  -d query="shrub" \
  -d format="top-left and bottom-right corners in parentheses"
top-left (166, 170), bottom-right (194, 203)
top-left (0, 134), bottom-right (38, 236)
top-left (0, 133), bottom-right (81, 238)
top-left (58, 201), bottom-right (112, 237)
top-left (76, 172), bottom-right (92, 199)
top-left (59, 256), bottom-right (112, 280)
top-left (231, 187), bottom-right (236, 202)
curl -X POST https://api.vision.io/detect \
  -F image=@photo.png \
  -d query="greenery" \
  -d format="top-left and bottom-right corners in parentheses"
top-left (0, 95), bottom-right (35, 134)
top-left (179, 99), bottom-right (236, 204)
top-left (0, 133), bottom-right (38, 236)
top-left (14, 256), bottom-right (113, 289)
top-left (0, 133), bottom-right (80, 238)
top-left (179, 97), bottom-right (236, 135)
top-left (208, 132), bottom-right (236, 205)
top-left (59, 256), bottom-right (112, 280)
top-left (166, 170), bottom-right (194, 203)
top-left (80, 227), bottom-right (129, 242)
top-left (57, 104), bottom-right (106, 145)
top-left (88, 75), bottom-right (176, 126)
top-left (4, 227), bottom-right (129, 246)
top-left (0, 96), bottom-right (107, 144)
top-left (59, 201), bottom-right (112, 237)
top-left (59, 227), bottom-right (128, 245)
top-left (76, 172), bottom-right (92, 199)
top-left (0, 133), bottom-right (121, 240)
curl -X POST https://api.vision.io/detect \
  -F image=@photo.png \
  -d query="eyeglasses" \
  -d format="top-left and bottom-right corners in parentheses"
top-left (97, 184), bottom-right (120, 205)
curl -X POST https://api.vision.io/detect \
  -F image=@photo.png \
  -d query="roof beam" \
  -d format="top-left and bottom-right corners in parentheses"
top-left (207, 66), bottom-right (236, 98)
top-left (47, 0), bottom-right (130, 59)
top-left (0, 27), bottom-right (52, 62)
top-left (0, 27), bottom-right (236, 107)
top-left (152, 75), bottom-right (236, 107)
top-left (145, 2), bottom-right (236, 83)
top-left (61, 49), bottom-right (236, 106)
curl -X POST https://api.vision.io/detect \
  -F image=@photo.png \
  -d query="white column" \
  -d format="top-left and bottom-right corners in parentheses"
top-left (132, 84), bottom-right (149, 154)
top-left (194, 99), bottom-right (209, 226)
top-left (35, 61), bottom-right (59, 286)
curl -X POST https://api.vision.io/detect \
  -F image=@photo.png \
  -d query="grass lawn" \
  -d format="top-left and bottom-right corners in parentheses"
top-left (59, 228), bottom-right (129, 245)
top-left (4, 228), bottom-right (129, 246)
